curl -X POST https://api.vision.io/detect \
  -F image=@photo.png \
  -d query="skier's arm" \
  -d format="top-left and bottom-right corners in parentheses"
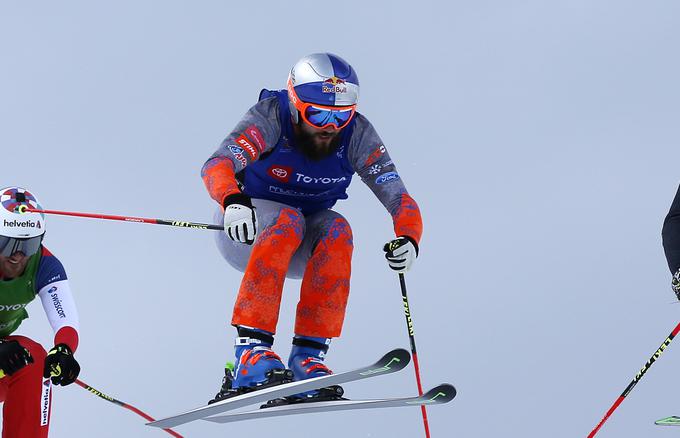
top-left (662, 184), bottom-right (680, 274)
top-left (36, 248), bottom-right (80, 352)
top-left (201, 97), bottom-right (282, 207)
top-left (348, 115), bottom-right (423, 245)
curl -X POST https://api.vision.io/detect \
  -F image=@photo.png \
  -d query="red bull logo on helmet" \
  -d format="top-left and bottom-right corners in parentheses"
top-left (322, 76), bottom-right (347, 94)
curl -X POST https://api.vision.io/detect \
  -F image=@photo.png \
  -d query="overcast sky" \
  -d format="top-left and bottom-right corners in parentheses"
top-left (2, 1), bottom-right (680, 437)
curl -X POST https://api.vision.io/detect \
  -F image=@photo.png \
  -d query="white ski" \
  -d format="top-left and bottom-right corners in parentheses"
top-left (655, 416), bottom-right (680, 426)
top-left (203, 383), bottom-right (456, 424)
top-left (147, 348), bottom-right (410, 429)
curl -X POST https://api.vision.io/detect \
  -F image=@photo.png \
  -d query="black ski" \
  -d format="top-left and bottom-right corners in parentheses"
top-left (147, 348), bottom-right (410, 429)
top-left (203, 383), bottom-right (456, 424)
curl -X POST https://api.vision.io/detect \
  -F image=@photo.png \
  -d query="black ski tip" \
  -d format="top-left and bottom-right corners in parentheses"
top-left (420, 383), bottom-right (457, 404)
top-left (379, 348), bottom-right (411, 369)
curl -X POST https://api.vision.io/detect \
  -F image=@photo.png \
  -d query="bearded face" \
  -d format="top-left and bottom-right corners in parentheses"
top-left (292, 118), bottom-right (343, 161)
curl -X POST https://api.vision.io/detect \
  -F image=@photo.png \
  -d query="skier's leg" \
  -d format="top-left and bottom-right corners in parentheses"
top-left (231, 201), bottom-right (305, 332)
top-left (293, 210), bottom-right (353, 339)
top-left (2, 335), bottom-right (50, 438)
top-left (210, 200), bottom-right (304, 402)
top-left (213, 198), bottom-right (306, 331)
top-left (284, 210), bottom-right (353, 400)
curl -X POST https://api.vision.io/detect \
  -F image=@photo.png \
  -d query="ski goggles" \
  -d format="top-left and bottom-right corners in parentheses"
top-left (288, 80), bottom-right (356, 130)
top-left (0, 235), bottom-right (43, 257)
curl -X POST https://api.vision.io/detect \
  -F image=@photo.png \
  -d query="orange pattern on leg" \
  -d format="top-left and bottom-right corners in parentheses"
top-left (295, 218), bottom-right (353, 338)
top-left (231, 208), bottom-right (304, 333)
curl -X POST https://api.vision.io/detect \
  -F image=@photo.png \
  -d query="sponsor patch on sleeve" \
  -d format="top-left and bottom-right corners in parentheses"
top-left (364, 144), bottom-right (386, 167)
top-left (236, 135), bottom-right (259, 161)
top-left (244, 125), bottom-right (266, 153)
top-left (375, 171), bottom-right (400, 185)
top-left (227, 145), bottom-right (248, 167)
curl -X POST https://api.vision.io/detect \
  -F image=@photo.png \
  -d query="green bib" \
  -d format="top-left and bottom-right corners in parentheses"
top-left (0, 253), bottom-right (41, 337)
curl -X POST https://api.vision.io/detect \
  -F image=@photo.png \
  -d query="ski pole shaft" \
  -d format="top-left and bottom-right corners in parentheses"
top-left (75, 379), bottom-right (184, 438)
top-left (398, 273), bottom-right (432, 438)
top-left (587, 321), bottom-right (680, 437)
top-left (0, 372), bottom-right (181, 436)
top-left (22, 207), bottom-right (223, 231)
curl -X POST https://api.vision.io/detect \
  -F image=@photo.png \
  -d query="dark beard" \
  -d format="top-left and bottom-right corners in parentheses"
top-left (294, 124), bottom-right (342, 161)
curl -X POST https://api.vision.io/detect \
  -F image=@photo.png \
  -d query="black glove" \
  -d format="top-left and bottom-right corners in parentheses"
top-left (383, 236), bottom-right (419, 273)
top-left (44, 344), bottom-right (80, 386)
top-left (0, 339), bottom-right (33, 376)
top-left (673, 268), bottom-right (680, 301)
top-left (223, 193), bottom-right (258, 244)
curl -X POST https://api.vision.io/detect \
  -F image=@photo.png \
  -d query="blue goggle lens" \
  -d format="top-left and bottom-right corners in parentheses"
top-left (304, 106), bottom-right (354, 128)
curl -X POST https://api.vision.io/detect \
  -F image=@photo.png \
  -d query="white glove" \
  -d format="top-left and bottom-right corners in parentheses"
top-left (383, 236), bottom-right (419, 273)
top-left (223, 194), bottom-right (257, 244)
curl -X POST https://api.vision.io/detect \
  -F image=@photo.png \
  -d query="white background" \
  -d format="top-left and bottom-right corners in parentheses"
top-left (2, 1), bottom-right (680, 436)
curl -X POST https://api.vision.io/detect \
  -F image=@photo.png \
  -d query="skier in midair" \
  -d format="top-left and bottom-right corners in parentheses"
top-left (0, 186), bottom-right (81, 437)
top-left (663, 183), bottom-right (680, 301)
top-left (201, 53), bottom-right (423, 402)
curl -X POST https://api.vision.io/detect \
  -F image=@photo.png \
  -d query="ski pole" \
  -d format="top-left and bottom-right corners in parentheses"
top-left (398, 273), bottom-right (432, 438)
top-left (587, 321), bottom-right (680, 437)
top-left (75, 379), bottom-right (184, 438)
top-left (0, 371), bottom-right (182, 437)
top-left (20, 206), bottom-right (223, 231)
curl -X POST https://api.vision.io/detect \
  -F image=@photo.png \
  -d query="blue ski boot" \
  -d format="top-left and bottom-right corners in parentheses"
top-left (261, 335), bottom-right (344, 407)
top-left (209, 327), bottom-right (293, 404)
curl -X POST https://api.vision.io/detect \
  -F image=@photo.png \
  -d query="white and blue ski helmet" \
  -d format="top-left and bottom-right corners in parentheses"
top-left (0, 187), bottom-right (46, 257)
top-left (287, 53), bottom-right (360, 123)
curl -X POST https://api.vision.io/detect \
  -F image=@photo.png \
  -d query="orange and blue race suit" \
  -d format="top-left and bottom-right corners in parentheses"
top-left (202, 89), bottom-right (422, 338)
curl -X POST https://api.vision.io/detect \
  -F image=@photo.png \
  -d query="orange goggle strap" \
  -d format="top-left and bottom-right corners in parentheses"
top-left (287, 79), bottom-right (356, 129)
